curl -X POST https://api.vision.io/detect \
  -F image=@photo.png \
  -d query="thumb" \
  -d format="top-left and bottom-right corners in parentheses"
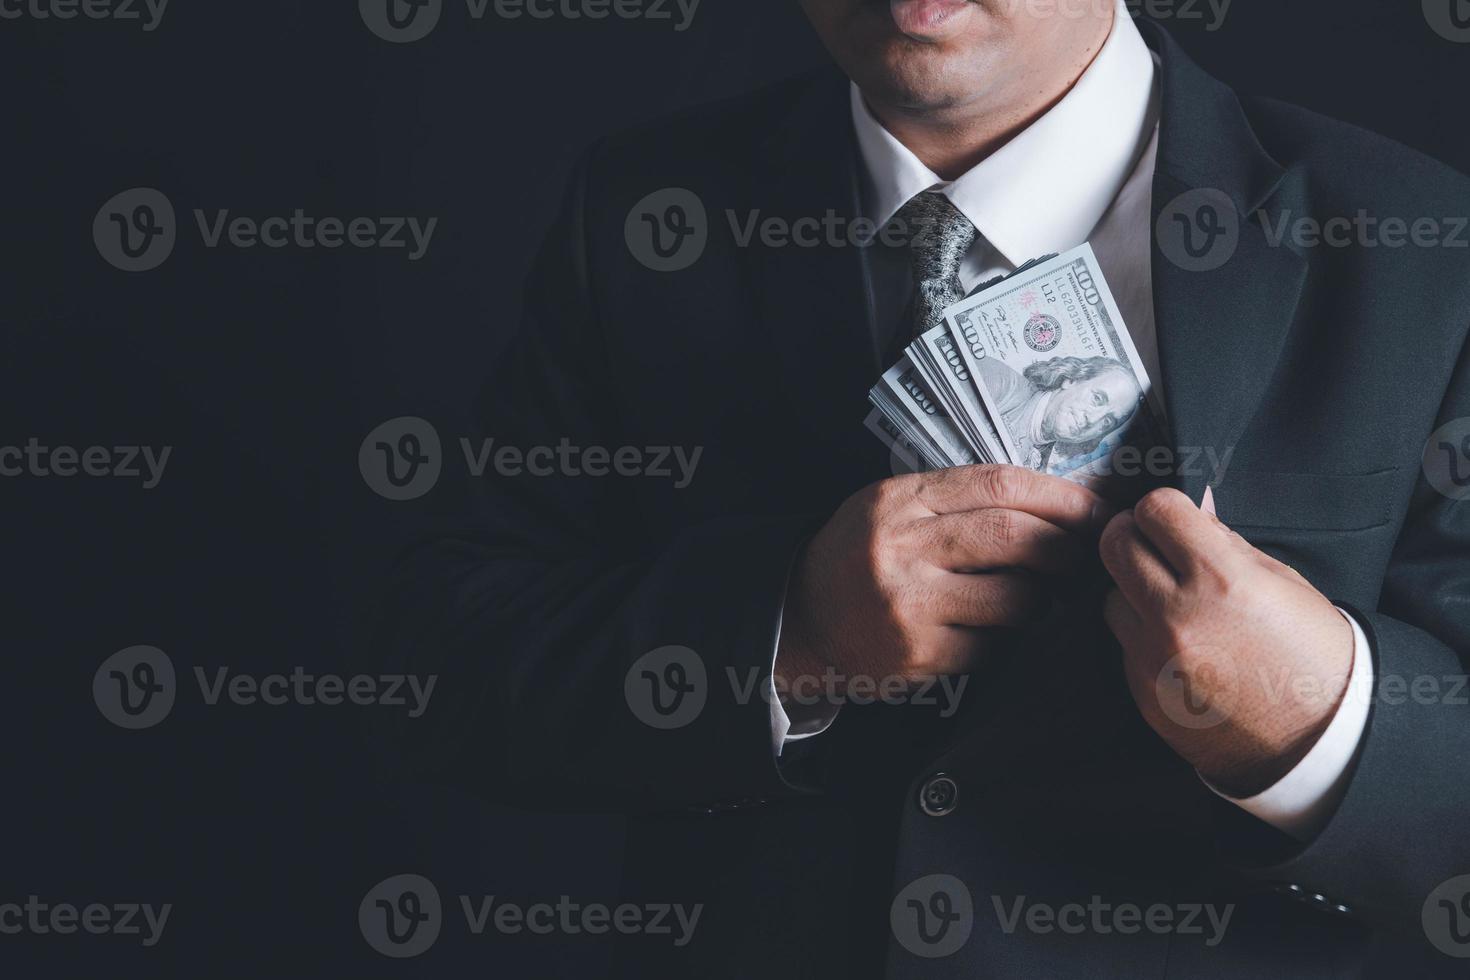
top-left (1198, 484), bottom-right (1253, 555)
top-left (1200, 486), bottom-right (1311, 585)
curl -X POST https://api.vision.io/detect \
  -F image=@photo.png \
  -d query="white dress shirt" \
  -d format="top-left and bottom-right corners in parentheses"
top-left (768, 0), bottom-right (1372, 842)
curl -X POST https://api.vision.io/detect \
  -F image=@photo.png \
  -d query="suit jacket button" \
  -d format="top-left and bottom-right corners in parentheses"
top-left (919, 773), bottom-right (958, 816)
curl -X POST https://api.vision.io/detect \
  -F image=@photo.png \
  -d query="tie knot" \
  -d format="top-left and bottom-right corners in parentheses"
top-left (893, 191), bottom-right (977, 284)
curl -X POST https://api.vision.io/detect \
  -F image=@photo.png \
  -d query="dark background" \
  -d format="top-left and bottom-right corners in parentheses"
top-left (4, 1), bottom-right (1467, 974)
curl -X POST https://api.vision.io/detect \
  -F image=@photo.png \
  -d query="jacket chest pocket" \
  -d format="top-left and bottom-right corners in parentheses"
top-left (1211, 468), bottom-right (1401, 604)
top-left (1213, 468), bottom-right (1398, 533)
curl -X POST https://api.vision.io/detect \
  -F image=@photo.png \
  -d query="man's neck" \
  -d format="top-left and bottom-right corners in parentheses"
top-left (864, 19), bottom-right (1114, 180)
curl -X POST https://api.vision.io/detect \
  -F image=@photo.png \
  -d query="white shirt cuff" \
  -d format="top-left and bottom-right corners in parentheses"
top-left (767, 598), bottom-right (842, 757)
top-left (1203, 607), bottom-right (1373, 841)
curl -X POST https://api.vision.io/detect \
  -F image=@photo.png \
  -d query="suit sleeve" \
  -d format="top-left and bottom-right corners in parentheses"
top-left (368, 148), bottom-right (820, 814)
top-left (1225, 329), bottom-right (1470, 940)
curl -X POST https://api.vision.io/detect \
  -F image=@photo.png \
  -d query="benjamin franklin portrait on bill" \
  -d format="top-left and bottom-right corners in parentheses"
top-left (974, 354), bottom-right (1146, 475)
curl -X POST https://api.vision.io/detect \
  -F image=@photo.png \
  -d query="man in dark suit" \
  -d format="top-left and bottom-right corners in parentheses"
top-left (376, 1), bottom-right (1470, 975)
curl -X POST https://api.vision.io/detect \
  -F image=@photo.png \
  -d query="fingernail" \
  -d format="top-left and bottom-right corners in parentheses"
top-left (1201, 486), bottom-right (1217, 517)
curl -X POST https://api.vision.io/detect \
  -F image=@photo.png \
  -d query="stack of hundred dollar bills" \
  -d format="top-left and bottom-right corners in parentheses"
top-left (866, 244), bottom-right (1167, 494)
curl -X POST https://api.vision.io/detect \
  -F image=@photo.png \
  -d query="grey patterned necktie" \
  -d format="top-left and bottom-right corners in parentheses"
top-left (895, 191), bottom-right (978, 337)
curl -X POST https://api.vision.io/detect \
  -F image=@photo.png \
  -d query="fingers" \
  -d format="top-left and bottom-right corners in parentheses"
top-left (913, 464), bottom-right (1115, 535)
top-left (1099, 510), bottom-right (1179, 608)
top-left (1129, 487), bottom-right (1237, 579)
top-left (929, 570), bottom-right (1048, 627)
top-left (921, 509), bottom-right (1086, 575)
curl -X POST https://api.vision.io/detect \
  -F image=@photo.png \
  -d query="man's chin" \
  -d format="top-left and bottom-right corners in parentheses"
top-left (851, 40), bottom-right (991, 114)
top-left (829, 1), bottom-right (1001, 115)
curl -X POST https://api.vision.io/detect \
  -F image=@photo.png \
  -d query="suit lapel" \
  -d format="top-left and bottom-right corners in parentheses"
top-left (742, 71), bottom-right (889, 480)
top-left (1143, 22), bottom-right (1310, 503)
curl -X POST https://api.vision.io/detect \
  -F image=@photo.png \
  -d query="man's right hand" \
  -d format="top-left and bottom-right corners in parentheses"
top-left (775, 464), bottom-right (1114, 703)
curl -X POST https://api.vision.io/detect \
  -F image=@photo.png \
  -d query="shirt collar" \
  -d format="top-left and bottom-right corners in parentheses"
top-left (850, 0), bottom-right (1158, 267)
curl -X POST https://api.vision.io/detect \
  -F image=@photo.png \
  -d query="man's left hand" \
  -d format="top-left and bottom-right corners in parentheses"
top-left (1099, 487), bottom-right (1354, 798)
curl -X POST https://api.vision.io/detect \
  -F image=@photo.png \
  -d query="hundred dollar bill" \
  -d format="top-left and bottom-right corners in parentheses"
top-left (868, 384), bottom-right (950, 470)
top-left (940, 243), bottom-right (1165, 490)
top-left (869, 356), bottom-right (981, 469)
top-left (863, 407), bottom-right (926, 474)
top-left (908, 326), bottom-right (1007, 463)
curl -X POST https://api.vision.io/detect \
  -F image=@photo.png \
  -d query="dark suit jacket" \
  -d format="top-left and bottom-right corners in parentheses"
top-left (375, 20), bottom-right (1470, 979)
